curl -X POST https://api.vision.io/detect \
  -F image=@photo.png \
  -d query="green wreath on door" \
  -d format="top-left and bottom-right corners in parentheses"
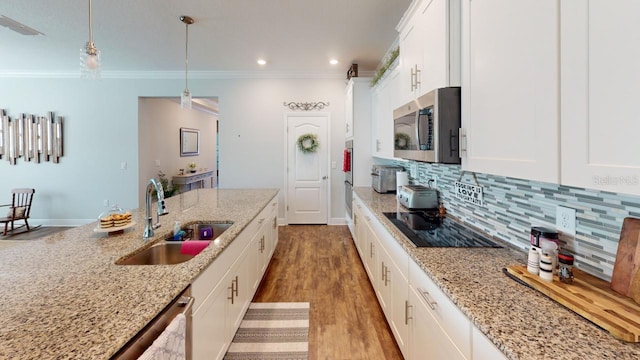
top-left (297, 133), bottom-right (319, 153)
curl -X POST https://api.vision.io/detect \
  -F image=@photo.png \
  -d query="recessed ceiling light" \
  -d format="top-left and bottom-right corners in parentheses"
top-left (257, 59), bottom-right (267, 65)
top-left (330, 59), bottom-right (339, 65)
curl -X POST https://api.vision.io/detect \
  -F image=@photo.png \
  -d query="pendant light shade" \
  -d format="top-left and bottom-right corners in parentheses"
top-left (180, 15), bottom-right (194, 109)
top-left (80, 0), bottom-right (101, 79)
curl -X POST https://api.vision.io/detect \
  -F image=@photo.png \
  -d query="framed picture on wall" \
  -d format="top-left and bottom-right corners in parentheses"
top-left (180, 127), bottom-right (200, 156)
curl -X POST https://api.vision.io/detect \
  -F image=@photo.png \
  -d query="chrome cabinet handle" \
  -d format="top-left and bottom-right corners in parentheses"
top-left (385, 267), bottom-right (390, 286)
top-left (178, 296), bottom-right (195, 315)
top-left (410, 66), bottom-right (416, 91)
top-left (370, 242), bottom-right (374, 258)
top-left (233, 276), bottom-right (239, 298)
top-left (381, 262), bottom-right (386, 282)
top-left (459, 128), bottom-right (467, 156)
top-left (414, 64), bottom-right (421, 88)
top-left (228, 284), bottom-right (234, 304)
top-left (418, 288), bottom-right (437, 310)
top-left (405, 300), bottom-right (412, 325)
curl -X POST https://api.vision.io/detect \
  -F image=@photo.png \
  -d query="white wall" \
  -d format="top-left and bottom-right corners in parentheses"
top-left (0, 76), bottom-right (347, 225)
top-left (138, 98), bottom-right (218, 207)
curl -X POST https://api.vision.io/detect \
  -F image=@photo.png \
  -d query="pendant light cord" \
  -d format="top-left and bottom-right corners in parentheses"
top-left (184, 22), bottom-right (189, 92)
top-left (88, 0), bottom-right (94, 44)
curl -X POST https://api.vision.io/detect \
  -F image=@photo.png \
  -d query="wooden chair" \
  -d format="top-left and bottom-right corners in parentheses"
top-left (0, 188), bottom-right (35, 236)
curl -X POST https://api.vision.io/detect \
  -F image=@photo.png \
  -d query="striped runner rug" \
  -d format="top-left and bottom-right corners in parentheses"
top-left (224, 302), bottom-right (310, 360)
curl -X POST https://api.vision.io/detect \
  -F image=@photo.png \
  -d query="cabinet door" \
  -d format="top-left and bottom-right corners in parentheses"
top-left (375, 236), bottom-right (391, 317)
top-left (409, 258), bottom-right (471, 358)
top-left (560, 0), bottom-right (640, 196)
top-left (460, 0), bottom-right (559, 183)
top-left (362, 215), bottom-right (379, 288)
top-left (399, 17), bottom-right (423, 104)
top-left (410, 286), bottom-right (467, 360)
top-left (372, 65), bottom-right (400, 158)
top-left (388, 256), bottom-right (410, 358)
top-left (422, 0), bottom-right (460, 93)
top-left (345, 82), bottom-right (354, 138)
top-left (192, 271), bottom-right (232, 360)
top-left (472, 326), bottom-right (507, 360)
top-left (229, 245), bottom-right (251, 332)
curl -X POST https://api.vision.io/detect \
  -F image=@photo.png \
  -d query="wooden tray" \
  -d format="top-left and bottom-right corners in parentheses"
top-left (505, 264), bottom-right (640, 342)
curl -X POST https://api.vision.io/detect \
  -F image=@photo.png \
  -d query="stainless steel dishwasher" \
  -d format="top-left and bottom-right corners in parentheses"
top-left (110, 286), bottom-right (194, 360)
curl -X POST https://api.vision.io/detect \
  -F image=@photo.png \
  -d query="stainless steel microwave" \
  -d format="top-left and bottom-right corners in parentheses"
top-left (393, 87), bottom-right (461, 164)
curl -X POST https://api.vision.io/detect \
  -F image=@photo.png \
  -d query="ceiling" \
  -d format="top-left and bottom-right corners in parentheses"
top-left (1, 0), bottom-right (409, 76)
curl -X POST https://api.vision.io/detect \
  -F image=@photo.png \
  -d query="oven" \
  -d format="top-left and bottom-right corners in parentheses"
top-left (344, 140), bottom-right (353, 218)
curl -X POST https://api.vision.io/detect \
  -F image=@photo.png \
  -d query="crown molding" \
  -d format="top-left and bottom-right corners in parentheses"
top-left (0, 69), bottom-right (363, 80)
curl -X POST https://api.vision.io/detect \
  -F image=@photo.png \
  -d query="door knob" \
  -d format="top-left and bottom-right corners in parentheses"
top-left (322, 176), bottom-right (328, 180)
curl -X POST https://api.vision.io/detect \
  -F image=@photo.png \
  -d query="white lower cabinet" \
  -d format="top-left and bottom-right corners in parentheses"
top-left (409, 285), bottom-right (467, 360)
top-left (353, 194), bottom-right (507, 360)
top-left (409, 258), bottom-right (471, 359)
top-left (192, 268), bottom-right (233, 360)
top-left (192, 198), bottom-right (278, 360)
top-left (472, 326), bottom-right (507, 360)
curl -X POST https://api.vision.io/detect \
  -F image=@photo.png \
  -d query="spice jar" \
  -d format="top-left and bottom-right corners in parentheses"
top-left (530, 226), bottom-right (558, 247)
top-left (558, 251), bottom-right (575, 284)
top-left (539, 252), bottom-right (554, 282)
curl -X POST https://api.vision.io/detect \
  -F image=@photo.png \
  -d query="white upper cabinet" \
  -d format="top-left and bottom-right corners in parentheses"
top-left (345, 82), bottom-right (354, 139)
top-left (346, 78), bottom-right (373, 186)
top-left (460, 0), bottom-right (560, 184)
top-left (397, 0), bottom-right (461, 107)
top-left (372, 63), bottom-right (400, 159)
top-left (560, 0), bottom-right (640, 196)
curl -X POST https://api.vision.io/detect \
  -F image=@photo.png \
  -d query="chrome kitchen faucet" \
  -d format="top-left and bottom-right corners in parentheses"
top-left (143, 178), bottom-right (169, 239)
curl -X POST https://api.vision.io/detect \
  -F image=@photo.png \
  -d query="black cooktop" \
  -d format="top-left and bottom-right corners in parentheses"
top-left (383, 211), bottom-right (502, 248)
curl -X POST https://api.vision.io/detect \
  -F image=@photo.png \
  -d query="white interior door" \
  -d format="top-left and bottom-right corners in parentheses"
top-left (286, 114), bottom-right (329, 224)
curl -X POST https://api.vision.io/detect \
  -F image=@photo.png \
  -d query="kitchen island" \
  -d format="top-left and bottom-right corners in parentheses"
top-left (0, 188), bottom-right (278, 359)
top-left (354, 187), bottom-right (640, 360)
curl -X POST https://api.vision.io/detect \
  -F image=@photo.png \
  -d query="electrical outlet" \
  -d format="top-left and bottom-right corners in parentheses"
top-left (103, 199), bottom-right (109, 207)
top-left (556, 206), bottom-right (576, 235)
top-left (427, 175), bottom-right (438, 189)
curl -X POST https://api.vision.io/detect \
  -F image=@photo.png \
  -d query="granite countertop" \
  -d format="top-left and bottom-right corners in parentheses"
top-left (0, 188), bottom-right (278, 359)
top-left (354, 187), bottom-right (640, 360)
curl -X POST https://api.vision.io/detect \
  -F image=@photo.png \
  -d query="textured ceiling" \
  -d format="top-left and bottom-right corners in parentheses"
top-left (0, 0), bottom-right (409, 75)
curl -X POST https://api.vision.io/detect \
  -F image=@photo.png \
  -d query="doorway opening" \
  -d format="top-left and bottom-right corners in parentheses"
top-left (137, 97), bottom-right (219, 208)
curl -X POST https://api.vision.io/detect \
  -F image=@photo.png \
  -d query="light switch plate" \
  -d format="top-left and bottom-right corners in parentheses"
top-left (556, 206), bottom-right (576, 235)
top-left (410, 163), bottom-right (417, 178)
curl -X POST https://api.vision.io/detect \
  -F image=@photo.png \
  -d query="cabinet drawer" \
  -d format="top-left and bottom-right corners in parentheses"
top-left (409, 258), bottom-right (471, 358)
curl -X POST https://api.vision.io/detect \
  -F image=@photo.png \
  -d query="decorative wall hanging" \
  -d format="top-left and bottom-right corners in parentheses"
top-left (283, 102), bottom-right (330, 111)
top-left (347, 64), bottom-right (358, 80)
top-left (297, 133), bottom-right (319, 154)
top-left (0, 109), bottom-right (64, 165)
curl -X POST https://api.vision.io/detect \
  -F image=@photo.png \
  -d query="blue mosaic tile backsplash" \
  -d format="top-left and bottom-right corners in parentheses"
top-left (381, 158), bottom-right (640, 281)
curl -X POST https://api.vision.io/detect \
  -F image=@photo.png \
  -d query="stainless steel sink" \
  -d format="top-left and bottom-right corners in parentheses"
top-left (116, 222), bottom-right (233, 265)
top-left (116, 242), bottom-right (194, 265)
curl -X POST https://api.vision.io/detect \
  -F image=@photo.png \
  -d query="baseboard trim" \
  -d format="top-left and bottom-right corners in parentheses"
top-left (30, 219), bottom-right (94, 227)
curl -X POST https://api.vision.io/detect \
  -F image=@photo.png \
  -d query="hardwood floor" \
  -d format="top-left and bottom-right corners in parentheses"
top-left (253, 225), bottom-right (404, 360)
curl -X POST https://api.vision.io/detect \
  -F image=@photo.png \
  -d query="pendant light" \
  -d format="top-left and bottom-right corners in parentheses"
top-left (80, 0), bottom-right (101, 79)
top-left (180, 15), bottom-right (194, 109)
